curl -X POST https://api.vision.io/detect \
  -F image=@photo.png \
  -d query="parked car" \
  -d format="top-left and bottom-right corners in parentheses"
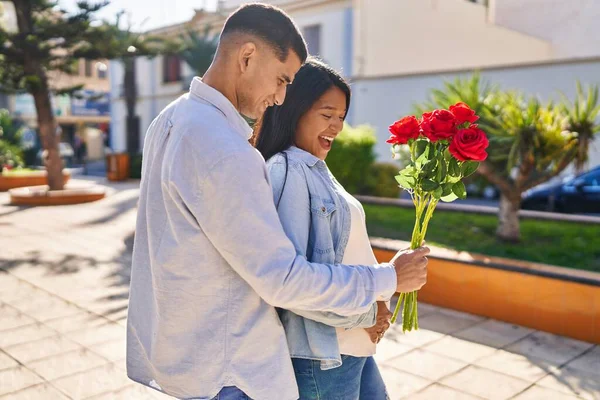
top-left (521, 166), bottom-right (600, 213)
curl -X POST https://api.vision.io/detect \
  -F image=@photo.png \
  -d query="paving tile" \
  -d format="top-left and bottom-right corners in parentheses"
top-left (4, 335), bottom-right (82, 363)
top-left (441, 365), bottom-right (531, 400)
top-left (0, 383), bottom-right (69, 399)
top-left (379, 365), bottom-right (431, 399)
top-left (564, 346), bottom-right (600, 376)
top-left (64, 321), bottom-right (125, 347)
top-left (373, 338), bottom-right (414, 363)
top-left (11, 295), bottom-right (81, 322)
top-left (424, 335), bottom-right (497, 363)
top-left (384, 348), bottom-right (467, 381)
top-left (475, 349), bottom-right (557, 382)
top-left (0, 352), bottom-right (18, 371)
top-left (0, 304), bottom-right (36, 331)
top-left (454, 319), bottom-right (534, 348)
top-left (537, 366), bottom-right (600, 400)
top-left (51, 363), bottom-right (131, 399)
top-left (27, 348), bottom-right (109, 381)
top-left (418, 310), bottom-right (485, 335)
top-left (89, 338), bottom-right (126, 362)
top-left (0, 279), bottom-right (38, 304)
top-left (513, 385), bottom-right (581, 400)
top-left (44, 312), bottom-right (111, 334)
top-left (0, 366), bottom-right (43, 396)
top-left (0, 322), bottom-right (57, 348)
top-left (407, 383), bottom-right (481, 400)
top-left (505, 331), bottom-right (594, 364)
top-left (385, 327), bottom-right (445, 348)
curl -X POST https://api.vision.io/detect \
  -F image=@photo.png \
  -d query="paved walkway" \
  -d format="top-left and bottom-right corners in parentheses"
top-left (0, 178), bottom-right (598, 399)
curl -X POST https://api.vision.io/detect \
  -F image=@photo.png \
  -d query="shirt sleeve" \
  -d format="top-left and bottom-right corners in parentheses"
top-left (171, 142), bottom-right (397, 316)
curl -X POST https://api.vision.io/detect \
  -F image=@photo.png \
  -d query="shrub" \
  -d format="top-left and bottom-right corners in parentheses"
top-left (365, 162), bottom-right (402, 198)
top-left (326, 124), bottom-right (377, 194)
top-left (0, 140), bottom-right (24, 170)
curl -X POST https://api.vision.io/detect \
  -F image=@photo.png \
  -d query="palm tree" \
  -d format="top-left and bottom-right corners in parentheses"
top-left (102, 11), bottom-right (163, 154)
top-left (179, 26), bottom-right (218, 77)
top-left (561, 82), bottom-right (600, 174)
top-left (416, 75), bottom-right (595, 242)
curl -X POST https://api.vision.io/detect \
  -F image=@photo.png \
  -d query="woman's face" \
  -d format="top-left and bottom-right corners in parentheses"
top-left (294, 86), bottom-right (347, 160)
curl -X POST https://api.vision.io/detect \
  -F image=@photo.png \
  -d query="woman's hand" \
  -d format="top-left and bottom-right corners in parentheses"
top-left (364, 301), bottom-right (392, 344)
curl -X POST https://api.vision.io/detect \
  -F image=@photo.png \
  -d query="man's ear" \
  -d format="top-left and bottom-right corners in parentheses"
top-left (238, 42), bottom-right (257, 73)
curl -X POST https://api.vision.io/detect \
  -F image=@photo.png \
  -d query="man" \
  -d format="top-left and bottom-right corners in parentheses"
top-left (127, 3), bottom-right (429, 400)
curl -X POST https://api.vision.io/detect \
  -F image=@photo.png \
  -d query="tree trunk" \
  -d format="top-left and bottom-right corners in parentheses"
top-left (123, 57), bottom-right (139, 154)
top-left (13, 0), bottom-right (63, 190)
top-left (496, 192), bottom-right (521, 242)
top-left (33, 90), bottom-right (63, 190)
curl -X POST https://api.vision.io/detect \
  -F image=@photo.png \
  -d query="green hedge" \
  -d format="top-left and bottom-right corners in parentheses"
top-left (326, 124), bottom-right (377, 194)
top-left (326, 124), bottom-right (400, 197)
top-left (365, 163), bottom-right (402, 198)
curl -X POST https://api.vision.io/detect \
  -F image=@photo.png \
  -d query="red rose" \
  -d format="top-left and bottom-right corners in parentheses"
top-left (449, 102), bottom-right (479, 125)
top-left (387, 116), bottom-right (421, 145)
top-left (421, 109), bottom-right (457, 142)
top-left (449, 125), bottom-right (489, 161)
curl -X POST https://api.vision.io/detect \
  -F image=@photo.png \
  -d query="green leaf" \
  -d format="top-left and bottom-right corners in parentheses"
top-left (422, 159), bottom-right (437, 174)
top-left (449, 157), bottom-right (461, 177)
top-left (441, 192), bottom-right (458, 202)
top-left (436, 159), bottom-right (447, 181)
top-left (444, 148), bottom-right (452, 162)
top-left (400, 165), bottom-right (416, 177)
top-left (433, 186), bottom-right (443, 199)
top-left (441, 182), bottom-right (454, 196)
top-left (452, 181), bottom-right (467, 199)
top-left (415, 140), bottom-right (428, 159)
top-left (395, 175), bottom-right (416, 190)
top-left (461, 161), bottom-right (479, 178)
top-left (421, 179), bottom-right (439, 192)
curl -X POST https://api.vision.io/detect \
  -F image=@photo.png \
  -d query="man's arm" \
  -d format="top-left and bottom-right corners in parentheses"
top-left (172, 142), bottom-right (396, 316)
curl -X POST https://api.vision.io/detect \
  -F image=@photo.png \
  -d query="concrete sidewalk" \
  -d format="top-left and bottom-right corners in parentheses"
top-left (0, 178), bottom-right (598, 399)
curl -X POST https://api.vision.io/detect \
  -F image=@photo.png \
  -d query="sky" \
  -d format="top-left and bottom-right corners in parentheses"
top-left (59, 0), bottom-right (218, 31)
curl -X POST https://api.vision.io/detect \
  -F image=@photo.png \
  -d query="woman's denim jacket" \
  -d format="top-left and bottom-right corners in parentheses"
top-left (266, 146), bottom-right (378, 370)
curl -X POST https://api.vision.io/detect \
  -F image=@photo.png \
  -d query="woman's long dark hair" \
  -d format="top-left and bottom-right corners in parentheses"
top-left (254, 58), bottom-right (351, 161)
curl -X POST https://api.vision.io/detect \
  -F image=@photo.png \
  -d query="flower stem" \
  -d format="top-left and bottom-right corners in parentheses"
top-left (391, 193), bottom-right (439, 331)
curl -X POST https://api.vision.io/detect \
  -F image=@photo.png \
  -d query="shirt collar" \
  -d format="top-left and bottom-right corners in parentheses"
top-left (189, 77), bottom-right (253, 140)
top-left (287, 146), bottom-right (324, 168)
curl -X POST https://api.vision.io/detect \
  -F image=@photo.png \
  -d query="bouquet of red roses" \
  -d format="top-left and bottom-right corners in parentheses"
top-left (387, 102), bottom-right (489, 332)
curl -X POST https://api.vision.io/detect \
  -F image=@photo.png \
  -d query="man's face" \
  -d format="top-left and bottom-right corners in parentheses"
top-left (237, 44), bottom-right (302, 120)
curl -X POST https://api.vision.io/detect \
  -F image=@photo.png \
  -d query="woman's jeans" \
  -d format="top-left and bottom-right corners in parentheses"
top-left (292, 355), bottom-right (389, 400)
top-left (210, 386), bottom-right (251, 400)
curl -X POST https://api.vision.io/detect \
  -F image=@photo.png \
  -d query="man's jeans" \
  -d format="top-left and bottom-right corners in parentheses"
top-left (210, 386), bottom-right (251, 400)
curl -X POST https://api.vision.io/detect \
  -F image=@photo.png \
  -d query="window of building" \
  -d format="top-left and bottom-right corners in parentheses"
top-left (303, 25), bottom-right (322, 57)
top-left (163, 55), bottom-right (182, 83)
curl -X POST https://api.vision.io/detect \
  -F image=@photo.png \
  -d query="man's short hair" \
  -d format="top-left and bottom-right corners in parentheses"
top-left (221, 3), bottom-right (308, 63)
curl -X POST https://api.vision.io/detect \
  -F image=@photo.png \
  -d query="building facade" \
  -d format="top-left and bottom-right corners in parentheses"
top-left (109, 0), bottom-right (600, 169)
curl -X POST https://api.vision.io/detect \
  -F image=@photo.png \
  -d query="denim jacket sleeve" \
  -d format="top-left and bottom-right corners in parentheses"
top-left (268, 156), bottom-right (377, 329)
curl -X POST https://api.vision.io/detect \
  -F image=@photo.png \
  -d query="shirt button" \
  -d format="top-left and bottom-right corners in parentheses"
top-left (321, 207), bottom-right (326, 212)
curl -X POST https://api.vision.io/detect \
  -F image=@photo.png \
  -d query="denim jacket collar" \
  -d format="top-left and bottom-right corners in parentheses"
top-left (286, 146), bottom-right (325, 168)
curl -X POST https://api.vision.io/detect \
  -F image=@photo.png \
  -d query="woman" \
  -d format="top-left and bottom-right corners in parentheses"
top-left (254, 59), bottom-right (391, 400)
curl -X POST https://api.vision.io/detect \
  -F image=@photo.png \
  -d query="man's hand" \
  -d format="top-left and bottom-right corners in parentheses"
top-left (365, 301), bottom-right (392, 344)
top-left (391, 246), bottom-right (429, 293)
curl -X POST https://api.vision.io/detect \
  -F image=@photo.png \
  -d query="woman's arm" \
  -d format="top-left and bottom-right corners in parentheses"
top-left (268, 156), bottom-right (377, 329)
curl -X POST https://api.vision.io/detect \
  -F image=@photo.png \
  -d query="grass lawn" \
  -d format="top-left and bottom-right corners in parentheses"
top-left (364, 204), bottom-right (600, 272)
